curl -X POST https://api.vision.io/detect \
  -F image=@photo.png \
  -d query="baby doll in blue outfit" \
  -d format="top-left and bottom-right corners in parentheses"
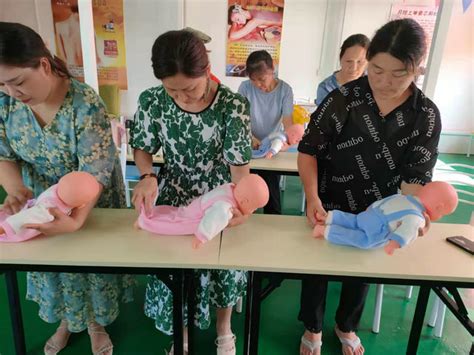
top-left (313, 181), bottom-right (458, 255)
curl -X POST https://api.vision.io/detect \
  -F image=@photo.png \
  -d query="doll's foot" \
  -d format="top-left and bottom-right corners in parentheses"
top-left (192, 237), bottom-right (203, 249)
top-left (133, 220), bottom-right (140, 230)
top-left (87, 322), bottom-right (113, 355)
top-left (300, 330), bottom-right (322, 355)
top-left (44, 320), bottom-right (71, 355)
top-left (312, 225), bottom-right (326, 239)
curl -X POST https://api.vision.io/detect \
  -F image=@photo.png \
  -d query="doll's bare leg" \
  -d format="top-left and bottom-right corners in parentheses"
top-left (312, 225), bottom-right (326, 239)
top-left (384, 240), bottom-right (401, 255)
top-left (44, 320), bottom-right (71, 355)
top-left (0, 227), bottom-right (4, 234)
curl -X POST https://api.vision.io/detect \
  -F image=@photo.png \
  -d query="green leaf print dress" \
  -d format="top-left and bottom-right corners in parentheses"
top-left (0, 79), bottom-right (135, 332)
top-left (130, 84), bottom-right (252, 334)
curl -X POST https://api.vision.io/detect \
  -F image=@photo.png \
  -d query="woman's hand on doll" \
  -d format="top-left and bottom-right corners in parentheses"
top-left (418, 212), bottom-right (431, 237)
top-left (227, 207), bottom-right (249, 227)
top-left (306, 196), bottom-right (327, 227)
top-left (3, 186), bottom-right (34, 214)
top-left (24, 208), bottom-right (81, 236)
top-left (251, 136), bottom-right (261, 149)
top-left (132, 177), bottom-right (158, 215)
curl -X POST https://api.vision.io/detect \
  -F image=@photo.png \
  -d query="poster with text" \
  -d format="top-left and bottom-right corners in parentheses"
top-left (92, 0), bottom-right (128, 89)
top-left (226, 0), bottom-right (285, 77)
top-left (389, 4), bottom-right (439, 87)
top-left (51, 0), bottom-right (84, 81)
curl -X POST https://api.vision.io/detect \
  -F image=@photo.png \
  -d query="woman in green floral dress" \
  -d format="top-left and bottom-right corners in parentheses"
top-left (0, 22), bottom-right (134, 355)
top-left (130, 30), bottom-right (251, 354)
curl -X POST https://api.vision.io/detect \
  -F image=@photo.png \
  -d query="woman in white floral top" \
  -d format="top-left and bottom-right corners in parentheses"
top-left (130, 30), bottom-right (252, 355)
top-left (0, 22), bottom-right (134, 355)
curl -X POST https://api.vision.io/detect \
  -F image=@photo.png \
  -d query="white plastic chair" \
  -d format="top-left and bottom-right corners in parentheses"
top-left (433, 161), bottom-right (474, 205)
top-left (427, 293), bottom-right (447, 337)
top-left (372, 286), bottom-right (443, 334)
top-left (372, 285), bottom-right (414, 333)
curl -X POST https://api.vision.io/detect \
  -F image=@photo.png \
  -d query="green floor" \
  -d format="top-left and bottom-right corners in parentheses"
top-left (0, 153), bottom-right (472, 354)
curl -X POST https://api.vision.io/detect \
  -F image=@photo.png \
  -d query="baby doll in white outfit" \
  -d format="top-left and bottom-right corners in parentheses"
top-left (0, 171), bottom-right (100, 242)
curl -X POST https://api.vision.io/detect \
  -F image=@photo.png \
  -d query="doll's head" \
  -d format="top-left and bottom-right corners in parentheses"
top-left (57, 172), bottom-right (100, 207)
top-left (416, 181), bottom-right (458, 221)
top-left (233, 174), bottom-right (269, 215)
top-left (285, 124), bottom-right (305, 145)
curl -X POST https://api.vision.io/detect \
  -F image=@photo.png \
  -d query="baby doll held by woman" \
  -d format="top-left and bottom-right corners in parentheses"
top-left (135, 174), bottom-right (269, 248)
top-left (252, 123), bottom-right (304, 159)
top-left (0, 171), bottom-right (100, 242)
top-left (312, 181), bottom-right (458, 255)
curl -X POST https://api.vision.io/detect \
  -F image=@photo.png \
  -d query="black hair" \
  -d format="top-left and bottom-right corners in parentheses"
top-left (245, 50), bottom-right (273, 78)
top-left (340, 34), bottom-right (370, 59)
top-left (367, 19), bottom-right (427, 69)
top-left (0, 22), bottom-right (71, 78)
top-left (151, 30), bottom-right (209, 79)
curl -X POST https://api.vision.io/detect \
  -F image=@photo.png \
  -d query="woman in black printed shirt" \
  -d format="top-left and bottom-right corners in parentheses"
top-left (297, 19), bottom-right (441, 355)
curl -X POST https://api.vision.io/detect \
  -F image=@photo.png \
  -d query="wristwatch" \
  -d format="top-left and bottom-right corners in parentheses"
top-left (139, 173), bottom-right (158, 181)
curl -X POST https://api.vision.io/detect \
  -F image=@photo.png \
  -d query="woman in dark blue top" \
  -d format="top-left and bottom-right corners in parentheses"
top-left (298, 19), bottom-right (441, 355)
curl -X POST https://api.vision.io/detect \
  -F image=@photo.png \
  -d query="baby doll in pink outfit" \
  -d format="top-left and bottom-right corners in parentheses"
top-left (0, 171), bottom-right (100, 242)
top-left (135, 174), bottom-right (269, 248)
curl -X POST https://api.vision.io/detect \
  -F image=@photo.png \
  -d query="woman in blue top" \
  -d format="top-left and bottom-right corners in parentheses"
top-left (315, 34), bottom-right (370, 105)
top-left (238, 50), bottom-right (294, 214)
top-left (0, 22), bottom-right (134, 355)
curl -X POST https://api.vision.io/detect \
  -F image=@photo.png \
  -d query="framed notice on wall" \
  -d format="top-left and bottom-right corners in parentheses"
top-left (389, 3), bottom-right (439, 88)
top-left (51, 0), bottom-right (84, 81)
top-left (226, 0), bottom-right (285, 77)
top-left (92, 0), bottom-right (128, 89)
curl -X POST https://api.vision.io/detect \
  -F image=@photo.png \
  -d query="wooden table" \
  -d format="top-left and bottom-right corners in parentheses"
top-left (0, 208), bottom-right (220, 355)
top-left (3, 210), bottom-right (471, 354)
top-left (127, 151), bottom-right (299, 176)
top-left (219, 214), bottom-right (474, 354)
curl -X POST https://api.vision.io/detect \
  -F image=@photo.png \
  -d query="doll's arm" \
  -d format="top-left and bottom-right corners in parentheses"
top-left (386, 215), bottom-right (425, 250)
top-left (195, 201), bottom-right (233, 244)
top-left (5, 205), bottom-right (54, 234)
top-left (266, 137), bottom-right (286, 158)
top-left (384, 240), bottom-right (401, 255)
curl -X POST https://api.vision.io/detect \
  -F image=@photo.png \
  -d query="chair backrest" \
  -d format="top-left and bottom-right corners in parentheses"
top-left (433, 160), bottom-right (473, 205)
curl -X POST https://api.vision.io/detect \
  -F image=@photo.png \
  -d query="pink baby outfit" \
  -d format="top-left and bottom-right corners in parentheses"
top-left (137, 183), bottom-right (238, 243)
top-left (0, 185), bottom-right (72, 243)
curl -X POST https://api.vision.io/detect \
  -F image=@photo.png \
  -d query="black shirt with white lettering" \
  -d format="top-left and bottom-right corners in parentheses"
top-left (298, 76), bottom-right (441, 213)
